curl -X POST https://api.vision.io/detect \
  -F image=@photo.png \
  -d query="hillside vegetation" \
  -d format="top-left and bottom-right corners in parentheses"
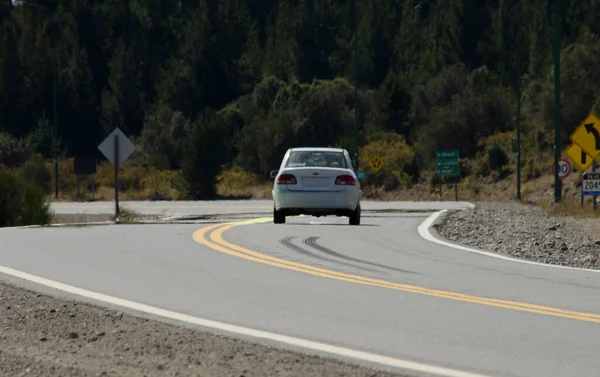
top-left (2, 0), bottom-right (600, 205)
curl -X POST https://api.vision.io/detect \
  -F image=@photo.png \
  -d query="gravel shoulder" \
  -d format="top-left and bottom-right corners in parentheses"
top-left (435, 201), bottom-right (600, 270)
top-left (0, 280), bottom-right (409, 377)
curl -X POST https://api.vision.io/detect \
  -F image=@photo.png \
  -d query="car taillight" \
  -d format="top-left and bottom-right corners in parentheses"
top-left (335, 175), bottom-right (356, 185)
top-left (277, 174), bottom-right (297, 184)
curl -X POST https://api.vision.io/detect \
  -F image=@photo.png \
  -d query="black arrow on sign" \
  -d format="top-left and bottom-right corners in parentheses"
top-left (584, 123), bottom-right (600, 150)
top-left (581, 150), bottom-right (587, 164)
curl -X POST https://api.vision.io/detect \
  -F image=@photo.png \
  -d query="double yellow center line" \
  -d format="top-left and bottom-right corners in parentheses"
top-left (193, 219), bottom-right (600, 324)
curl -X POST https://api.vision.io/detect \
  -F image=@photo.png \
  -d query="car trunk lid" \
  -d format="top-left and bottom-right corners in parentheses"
top-left (281, 167), bottom-right (352, 192)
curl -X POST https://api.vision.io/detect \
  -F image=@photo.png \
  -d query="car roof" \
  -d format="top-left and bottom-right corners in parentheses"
top-left (288, 147), bottom-right (346, 153)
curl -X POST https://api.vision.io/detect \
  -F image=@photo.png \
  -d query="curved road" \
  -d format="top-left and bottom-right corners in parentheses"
top-left (1, 201), bottom-right (600, 377)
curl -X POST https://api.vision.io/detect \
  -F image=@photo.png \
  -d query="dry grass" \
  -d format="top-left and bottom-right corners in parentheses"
top-left (43, 158), bottom-right (186, 202)
top-left (545, 196), bottom-right (600, 217)
top-left (215, 167), bottom-right (272, 199)
top-left (217, 183), bottom-right (272, 199)
top-left (542, 196), bottom-right (600, 238)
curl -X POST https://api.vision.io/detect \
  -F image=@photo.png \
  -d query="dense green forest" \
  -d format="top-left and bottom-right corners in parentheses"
top-left (2, 0), bottom-right (600, 198)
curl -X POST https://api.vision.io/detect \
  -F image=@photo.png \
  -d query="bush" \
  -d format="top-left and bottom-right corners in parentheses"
top-left (182, 109), bottom-right (230, 199)
top-left (523, 160), bottom-right (542, 181)
top-left (139, 102), bottom-right (192, 170)
top-left (48, 157), bottom-right (77, 196)
top-left (232, 77), bottom-right (372, 176)
top-left (0, 171), bottom-right (53, 227)
top-left (481, 132), bottom-right (516, 155)
top-left (217, 166), bottom-right (262, 189)
top-left (142, 168), bottom-right (187, 200)
top-left (487, 141), bottom-right (508, 172)
top-left (359, 134), bottom-right (419, 190)
top-left (0, 133), bottom-right (34, 167)
top-left (524, 35), bottom-right (600, 137)
top-left (216, 166), bottom-right (266, 198)
top-left (19, 154), bottom-right (52, 194)
top-left (414, 65), bottom-right (513, 159)
top-left (96, 160), bottom-right (145, 192)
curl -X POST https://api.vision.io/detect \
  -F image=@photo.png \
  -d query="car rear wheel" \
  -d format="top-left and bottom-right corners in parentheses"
top-left (274, 208), bottom-right (286, 224)
top-left (349, 204), bottom-right (360, 226)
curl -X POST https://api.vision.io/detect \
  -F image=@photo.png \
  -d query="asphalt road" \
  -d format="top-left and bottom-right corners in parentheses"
top-left (2, 201), bottom-right (600, 377)
top-left (49, 200), bottom-right (474, 218)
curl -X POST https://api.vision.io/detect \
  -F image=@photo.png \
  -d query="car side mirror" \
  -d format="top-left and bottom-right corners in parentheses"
top-left (270, 170), bottom-right (279, 179)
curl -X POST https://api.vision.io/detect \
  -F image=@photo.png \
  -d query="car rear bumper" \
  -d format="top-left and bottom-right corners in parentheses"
top-left (273, 187), bottom-right (359, 213)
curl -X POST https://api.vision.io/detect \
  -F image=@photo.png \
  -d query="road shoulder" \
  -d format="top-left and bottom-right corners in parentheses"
top-left (433, 201), bottom-right (600, 270)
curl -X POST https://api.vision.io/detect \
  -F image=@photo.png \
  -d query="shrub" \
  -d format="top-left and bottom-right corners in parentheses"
top-left (182, 109), bottom-right (230, 199)
top-left (216, 166), bottom-right (266, 198)
top-left (523, 160), bottom-right (542, 181)
top-left (217, 166), bottom-right (262, 189)
top-left (19, 154), bottom-right (52, 194)
top-left (473, 162), bottom-right (487, 177)
top-left (139, 102), bottom-right (192, 170)
top-left (463, 176), bottom-right (472, 189)
top-left (359, 134), bottom-right (419, 190)
top-left (487, 141), bottom-right (508, 172)
top-left (96, 160), bottom-right (144, 191)
top-left (0, 133), bottom-right (34, 167)
top-left (48, 157), bottom-right (77, 197)
top-left (142, 168), bottom-right (187, 200)
top-left (233, 77), bottom-right (372, 176)
top-left (0, 171), bottom-right (53, 227)
top-left (481, 132), bottom-right (516, 155)
top-left (119, 164), bottom-right (147, 192)
top-left (414, 65), bottom-right (513, 159)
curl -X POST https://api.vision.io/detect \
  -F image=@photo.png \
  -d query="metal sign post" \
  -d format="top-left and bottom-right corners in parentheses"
top-left (455, 175), bottom-right (458, 201)
top-left (593, 161), bottom-right (597, 210)
top-left (114, 134), bottom-right (120, 217)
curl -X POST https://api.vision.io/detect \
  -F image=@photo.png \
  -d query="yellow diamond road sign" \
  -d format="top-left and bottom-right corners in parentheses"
top-left (565, 143), bottom-right (593, 171)
top-left (369, 155), bottom-right (384, 173)
top-left (569, 112), bottom-right (600, 159)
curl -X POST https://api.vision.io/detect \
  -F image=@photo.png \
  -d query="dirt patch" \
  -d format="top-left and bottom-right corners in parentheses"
top-left (51, 213), bottom-right (114, 225)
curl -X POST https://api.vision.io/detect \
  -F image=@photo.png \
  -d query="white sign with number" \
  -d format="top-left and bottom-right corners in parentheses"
top-left (583, 173), bottom-right (600, 196)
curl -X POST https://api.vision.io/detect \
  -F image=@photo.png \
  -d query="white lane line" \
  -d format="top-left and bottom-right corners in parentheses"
top-left (0, 264), bottom-right (492, 377)
top-left (418, 210), bottom-right (600, 274)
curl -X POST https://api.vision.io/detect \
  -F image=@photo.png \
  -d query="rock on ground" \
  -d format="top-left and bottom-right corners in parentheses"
top-left (0, 280), bottom-right (407, 377)
top-left (435, 202), bottom-right (600, 269)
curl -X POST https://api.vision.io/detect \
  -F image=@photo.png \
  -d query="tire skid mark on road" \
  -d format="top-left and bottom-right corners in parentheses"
top-left (193, 222), bottom-right (600, 324)
top-left (303, 236), bottom-right (415, 274)
top-left (279, 237), bottom-right (382, 274)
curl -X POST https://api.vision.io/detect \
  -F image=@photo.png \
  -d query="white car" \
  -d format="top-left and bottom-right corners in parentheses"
top-left (270, 147), bottom-right (362, 225)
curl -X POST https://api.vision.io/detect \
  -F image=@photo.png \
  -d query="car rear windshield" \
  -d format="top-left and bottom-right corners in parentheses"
top-left (286, 151), bottom-right (348, 168)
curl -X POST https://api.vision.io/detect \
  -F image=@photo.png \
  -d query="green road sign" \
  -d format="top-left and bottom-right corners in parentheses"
top-left (437, 166), bottom-right (460, 176)
top-left (436, 150), bottom-right (459, 159)
top-left (437, 160), bottom-right (459, 167)
top-left (436, 149), bottom-right (460, 176)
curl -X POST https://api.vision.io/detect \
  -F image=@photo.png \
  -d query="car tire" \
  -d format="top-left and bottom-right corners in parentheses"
top-left (274, 208), bottom-right (286, 224)
top-left (349, 204), bottom-right (361, 226)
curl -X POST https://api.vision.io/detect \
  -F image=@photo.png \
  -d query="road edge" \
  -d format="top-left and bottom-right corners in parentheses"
top-left (418, 209), bottom-right (600, 274)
